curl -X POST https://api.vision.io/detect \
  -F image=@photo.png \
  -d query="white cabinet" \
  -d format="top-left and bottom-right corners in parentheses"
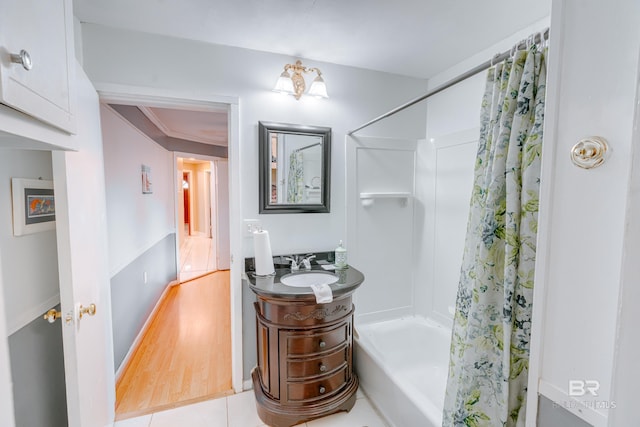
top-left (0, 0), bottom-right (76, 134)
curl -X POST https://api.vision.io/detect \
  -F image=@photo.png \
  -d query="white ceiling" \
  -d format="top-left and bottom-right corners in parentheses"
top-left (140, 106), bottom-right (228, 146)
top-left (84, 1), bottom-right (550, 146)
top-left (75, 0), bottom-right (551, 79)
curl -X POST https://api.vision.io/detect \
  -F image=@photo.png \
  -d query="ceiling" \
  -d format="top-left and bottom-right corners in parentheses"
top-left (87, 1), bottom-right (550, 147)
top-left (75, 0), bottom-right (551, 79)
top-left (139, 106), bottom-right (228, 146)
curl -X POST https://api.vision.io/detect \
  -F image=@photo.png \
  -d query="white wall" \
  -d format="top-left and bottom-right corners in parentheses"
top-left (100, 104), bottom-right (175, 276)
top-left (346, 137), bottom-right (417, 323)
top-left (0, 149), bottom-right (59, 335)
top-left (414, 18), bottom-right (550, 322)
top-left (80, 23), bottom-right (429, 258)
top-left (529, 1), bottom-right (640, 425)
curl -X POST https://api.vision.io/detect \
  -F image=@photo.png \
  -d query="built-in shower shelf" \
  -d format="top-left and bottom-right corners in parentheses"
top-left (359, 192), bottom-right (412, 207)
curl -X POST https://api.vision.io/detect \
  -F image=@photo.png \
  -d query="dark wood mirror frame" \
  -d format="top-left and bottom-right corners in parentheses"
top-left (259, 121), bottom-right (331, 214)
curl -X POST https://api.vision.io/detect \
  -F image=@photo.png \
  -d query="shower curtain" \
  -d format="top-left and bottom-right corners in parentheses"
top-left (442, 44), bottom-right (546, 427)
top-left (287, 151), bottom-right (304, 203)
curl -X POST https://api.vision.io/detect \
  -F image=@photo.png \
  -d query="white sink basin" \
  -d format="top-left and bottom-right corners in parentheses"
top-left (280, 271), bottom-right (339, 288)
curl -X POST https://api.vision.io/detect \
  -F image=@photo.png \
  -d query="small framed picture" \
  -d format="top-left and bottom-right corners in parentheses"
top-left (142, 164), bottom-right (153, 194)
top-left (11, 178), bottom-right (56, 236)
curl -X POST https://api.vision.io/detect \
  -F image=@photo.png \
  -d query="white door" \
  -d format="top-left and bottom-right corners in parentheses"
top-left (52, 65), bottom-right (115, 427)
top-left (215, 160), bottom-right (230, 270)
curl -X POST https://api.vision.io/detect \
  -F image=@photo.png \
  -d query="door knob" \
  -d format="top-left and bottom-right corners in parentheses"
top-left (44, 309), bottom-right (73, 325)
top-left (78, 303), bottom-right (96, 319)
top-left (10, 49), bottom-right (33, 71)
top-left (44, 309), bottom-right (61, 323)
top-left (571, 136), bottom-right (609, 169)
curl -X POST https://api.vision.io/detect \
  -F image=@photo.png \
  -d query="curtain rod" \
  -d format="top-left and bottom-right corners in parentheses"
top-left (347, 28), bottom-right (550, 136)
top-left (295, 142), bottom-right (321, 152)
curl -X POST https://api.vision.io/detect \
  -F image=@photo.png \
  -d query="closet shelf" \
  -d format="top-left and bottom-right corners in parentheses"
top-left (359, 192), bottom-right (412, 207)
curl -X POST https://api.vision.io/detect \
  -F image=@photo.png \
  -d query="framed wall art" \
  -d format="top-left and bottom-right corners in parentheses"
top-left (142, 164), bottom-right (153, 194)
top-left (11, 178), bottom-right (56, 236)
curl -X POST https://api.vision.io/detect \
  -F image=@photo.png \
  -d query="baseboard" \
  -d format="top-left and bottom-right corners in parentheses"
top-left (115, 279), bottom-right (179, 381)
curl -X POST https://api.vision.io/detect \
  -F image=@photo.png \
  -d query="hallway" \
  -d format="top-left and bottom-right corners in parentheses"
top-left (179, 233), bottom-right (217, 282)
top-left (115, 271), bottom-right (232, 419)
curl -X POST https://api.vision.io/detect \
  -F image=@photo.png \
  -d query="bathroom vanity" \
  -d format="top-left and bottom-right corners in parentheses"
top-left (245, 255), bottom-right (364, 427)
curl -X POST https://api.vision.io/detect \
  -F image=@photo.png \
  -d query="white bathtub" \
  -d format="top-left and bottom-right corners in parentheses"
top-left (354, 316), bottom-right (451, 427)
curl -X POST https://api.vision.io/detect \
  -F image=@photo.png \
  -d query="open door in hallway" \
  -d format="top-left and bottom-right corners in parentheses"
top-left (53, 66), bottom-right (115, 427)
top-left (213, 159), bottom-right (230, 270)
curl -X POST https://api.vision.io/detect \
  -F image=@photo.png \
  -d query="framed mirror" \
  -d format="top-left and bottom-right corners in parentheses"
top-left (259, 121), bottom-right (331, 213)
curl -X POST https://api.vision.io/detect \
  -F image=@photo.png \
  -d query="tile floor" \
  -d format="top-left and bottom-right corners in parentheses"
top-left (179, 234), bottom-right (217, 282)
top-left (114, 389), bottom-right (389, 427)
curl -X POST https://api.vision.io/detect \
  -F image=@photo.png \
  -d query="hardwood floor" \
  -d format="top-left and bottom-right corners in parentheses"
top-left (115, 271), bottom-right (232, 419)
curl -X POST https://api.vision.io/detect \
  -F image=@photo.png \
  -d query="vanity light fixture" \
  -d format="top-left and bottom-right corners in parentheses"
top-left (273, 60), bottom-right (328, 100)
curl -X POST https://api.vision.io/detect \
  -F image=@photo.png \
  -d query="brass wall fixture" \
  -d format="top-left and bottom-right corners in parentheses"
top-left (273, 60), bottom-right (328, 100)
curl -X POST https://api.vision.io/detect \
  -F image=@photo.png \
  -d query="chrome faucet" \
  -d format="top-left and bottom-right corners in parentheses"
top-left (284, 254), bottom-right (316, 271)
top-left (284, 256), bottom-right (300, 271)
top-left (301, 254), bottom-right (316, 270)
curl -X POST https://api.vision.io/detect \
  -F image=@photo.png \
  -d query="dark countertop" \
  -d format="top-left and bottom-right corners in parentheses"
top-left (244, 254), bottom-right (364, 301)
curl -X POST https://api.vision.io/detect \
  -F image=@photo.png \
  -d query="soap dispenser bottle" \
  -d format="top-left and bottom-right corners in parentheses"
top-left (335, 240), bottom-right (347, 269)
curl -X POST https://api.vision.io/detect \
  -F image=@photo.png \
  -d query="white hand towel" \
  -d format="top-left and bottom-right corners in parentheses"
top-left (310, 283), bottom-right (333, 304)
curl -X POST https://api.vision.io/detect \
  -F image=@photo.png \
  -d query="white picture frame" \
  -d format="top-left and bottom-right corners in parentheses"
top-left (11, 178), bottom-right (56, 236)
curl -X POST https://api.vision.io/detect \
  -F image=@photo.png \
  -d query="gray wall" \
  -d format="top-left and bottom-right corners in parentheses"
top-left (538, 395), bottom-right (592, 427)
top-left (9, 305), bottom-right (67, 427)
top-left (0, 148), bottom-right (65, 425)
top-left (110, 233), bottom-right (177, 369)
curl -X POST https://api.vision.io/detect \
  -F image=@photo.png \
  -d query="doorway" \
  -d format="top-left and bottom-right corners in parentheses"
top-left (178, 157), bottom-right (226, 283)
top-left (96, 89), bottom-right (242, 419)
top-left (183, 171), bottom-right (191, 236)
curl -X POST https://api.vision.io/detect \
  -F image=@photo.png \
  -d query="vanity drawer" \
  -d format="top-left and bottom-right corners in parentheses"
top-left (286, 324), bottom-right (348, 356)
top-left (286, 366), bottom-right (348, 402)
top-left (258, 297), bottom-right (352, 326)
top-left (287, 347), bottom-right (348, 379)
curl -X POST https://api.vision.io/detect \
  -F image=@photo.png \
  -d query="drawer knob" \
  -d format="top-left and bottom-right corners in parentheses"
top-left (10, 49), bottom-right (32, 71)
top-left (319, 386), bottom-right (326, 394)
top-left (319, 364), bottom-right (327, 372)
top-left (319, 340), bottom-right (326, 349)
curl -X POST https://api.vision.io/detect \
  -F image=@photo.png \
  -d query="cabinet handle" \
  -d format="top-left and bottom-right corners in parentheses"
top-left (10, 49), bottom-right (32, 71)
top-left (319, 364), bottom-right (327, 372)
top-left (319, 386), bottom-right (326, 394)
top-left (319, 340), bottom-right (326, 349)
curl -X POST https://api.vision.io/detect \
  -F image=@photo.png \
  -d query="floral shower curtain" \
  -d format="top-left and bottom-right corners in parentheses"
top-left (442, 44), bottom-right (547, 427)
top-left (287, 151), bottom-right (304, 203)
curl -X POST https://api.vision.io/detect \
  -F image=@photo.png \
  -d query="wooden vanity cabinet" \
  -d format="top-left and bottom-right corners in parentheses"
top-left (252, 294), bottom-right (358, 427)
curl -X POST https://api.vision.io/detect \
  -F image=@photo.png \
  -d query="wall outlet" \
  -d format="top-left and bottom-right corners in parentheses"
top-left (143, 271), bottom-right (148, 284)
top-left (243, 219), bottom-right (262, 237)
